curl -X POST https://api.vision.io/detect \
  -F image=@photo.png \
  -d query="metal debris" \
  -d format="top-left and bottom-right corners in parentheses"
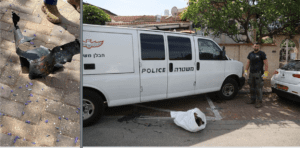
top-left (12, 12), bottom-right (80, 80)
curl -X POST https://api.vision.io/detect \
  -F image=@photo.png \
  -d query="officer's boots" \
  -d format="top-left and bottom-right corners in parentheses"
top-left (68, 0), bottom-right (80, 13)
top-left (255, 100), bottom-right (263, 108)
top-left (41, 3), bottom-right (61, 24)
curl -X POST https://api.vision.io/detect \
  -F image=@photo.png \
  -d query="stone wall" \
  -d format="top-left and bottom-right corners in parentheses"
top-left (219, 43), bottom-right (280, 79)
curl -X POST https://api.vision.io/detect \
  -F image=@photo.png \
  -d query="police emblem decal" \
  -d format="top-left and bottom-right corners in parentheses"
top-left (83, 39), bottom-right (104, 49)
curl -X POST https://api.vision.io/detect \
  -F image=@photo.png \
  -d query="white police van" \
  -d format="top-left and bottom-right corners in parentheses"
top-left (82, 24), bottom-right (245, 126)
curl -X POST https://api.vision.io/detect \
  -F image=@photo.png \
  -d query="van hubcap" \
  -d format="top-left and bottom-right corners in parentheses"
top-left (83, 99), bottom-right (95, 120)
top-left (222, 84), bottom-right (234, 96)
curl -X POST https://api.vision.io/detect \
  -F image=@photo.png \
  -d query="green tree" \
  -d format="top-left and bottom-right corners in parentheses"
top-left (83, 4), bottom-right (111, 25)
top-left (182, 0), bottom-right (300, 43)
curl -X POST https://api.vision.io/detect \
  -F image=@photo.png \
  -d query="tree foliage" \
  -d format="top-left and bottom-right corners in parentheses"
top-left (83, 4), bottom-right (111, 25)
top-left (182, 0), bottom-right (300, 43)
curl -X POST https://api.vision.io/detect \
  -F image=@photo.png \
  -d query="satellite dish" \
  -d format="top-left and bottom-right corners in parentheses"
top-left (171, 6), bottom-right (178, 17)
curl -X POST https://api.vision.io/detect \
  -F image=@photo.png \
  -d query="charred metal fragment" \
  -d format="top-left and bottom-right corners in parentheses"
top-left (12, 12), bottom-right (80, 79)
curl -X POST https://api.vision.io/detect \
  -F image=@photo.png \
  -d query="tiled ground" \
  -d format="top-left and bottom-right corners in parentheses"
top-left (0, 0), bottom-right (80, 146)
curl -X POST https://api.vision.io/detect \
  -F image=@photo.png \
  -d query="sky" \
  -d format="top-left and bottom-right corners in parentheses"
top-left (85, 0), bottom-right (188, 16)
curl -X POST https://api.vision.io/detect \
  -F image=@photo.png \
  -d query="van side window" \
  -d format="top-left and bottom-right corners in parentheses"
top-left (168, 36), bottom-right (192, 60)
top-left (198, 39), bottom-right (222, 60)
top-left (140, 34), bottom-right (165, 60)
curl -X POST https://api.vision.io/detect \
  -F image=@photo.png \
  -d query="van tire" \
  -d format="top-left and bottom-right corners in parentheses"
top-left (83, 89), bottom-right (104, 127)
top-left (216, 78), bottom-right (239, 100)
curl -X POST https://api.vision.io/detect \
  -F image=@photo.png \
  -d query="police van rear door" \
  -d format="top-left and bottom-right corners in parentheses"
top-left (165, 33), bottom-right (196, 98)
top-left (138, 31), bottom-right (168, 102)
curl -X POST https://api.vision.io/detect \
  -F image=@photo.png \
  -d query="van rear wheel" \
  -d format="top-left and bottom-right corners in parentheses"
top-left (83, 89), bottom-right (104, 127)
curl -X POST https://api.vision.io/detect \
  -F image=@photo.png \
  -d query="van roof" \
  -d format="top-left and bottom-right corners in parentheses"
top-left (83, 24), bottom-right (210, 38)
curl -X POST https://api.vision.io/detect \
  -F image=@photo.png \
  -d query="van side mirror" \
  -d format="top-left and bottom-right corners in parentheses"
top-left (222, 46), bottom-right (226, 59)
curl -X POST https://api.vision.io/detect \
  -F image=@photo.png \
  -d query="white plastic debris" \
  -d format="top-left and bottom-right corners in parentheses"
top-left (170, 108), bottom-right (206, 132)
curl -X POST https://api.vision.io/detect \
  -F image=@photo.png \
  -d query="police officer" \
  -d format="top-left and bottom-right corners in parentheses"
top-left (244, 43), bottom-right (269, 108)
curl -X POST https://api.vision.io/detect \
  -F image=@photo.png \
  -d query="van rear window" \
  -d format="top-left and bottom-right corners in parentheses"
top-left (168, 36), bottom-right (192, 60)
top-left (140, 34), bottom-right (165, 60)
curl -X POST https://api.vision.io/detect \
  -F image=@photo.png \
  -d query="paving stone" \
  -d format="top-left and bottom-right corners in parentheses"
top-left (48, 36), bottom-right (61, 45)
top-left (60, 119), bottom-right (80, 139)
top-left (0, 39), bottom-right (15, 51)
top-left (40, 17), bottom-right (55, 28)
top-left (24, 0), bottom-right (37, 8)
top-left (0, 64), bottom-right (21, 86)
top-left (18, 43), bottom-right (32, 52)
top-left (47, 70), bottom-right (69, 89)
top-left (63, 89), bottom-right (80, 107)
top-left (0, 21), bottom-right (11, 30)
top-left (50, 25), bottom-right (66, 37)
top-left (9, 51), bottom-right (21, 64)
top-left (61, 10), bottom-right (79, 27)
top-left (60, 31), bottom-right (76, 45)
top-left (0, 13), bottom-right (4, 19)
top-left (13, 138), bottom-right (36, 147)
top-left (66, 25), bottom-right (80, 37)
top-left (18, 12), bottom-right (42, 24)
top-left (45, 100), bottom-right (79, 122)
top-left (55, 134), bottom-right (75, 147)
top-left (0, 133), bottom-right (14, 146)
top-left (13, 19), bottom-right (27, 30)
top-left (21, 28), bottom-right (36, 39)
top-left (0, 49), bottom-right (11, 71)
top-left (1, 30), bottom-right (14, 41)
top-left (63, 74), bottom-right (80, 107)
top-left (25, 21), bottom-right (52, 35)
top-left (34, 32), bottom-right (50, 44)
top-left (0, 83), bottom-right (12, 99)
top-left (10, 75), bottom-right (34, 103)
top-left (0, 1), bottom-right (34, 14)
top-left (58, 3), bottom-right (76, 18)
top-left (31, 80), bottom-right (64, 101)
top-left (44, 43), bottom-right (56, 50)
top-left (64, 61), bottom-right (80, 72)
top-left (28, 39), bottom-right (46, 49)
top-left (72, 54), bottom-right (80, 61)
top-left (1, 116), bottom-right (37, 142)
top-left (14, 0), bottom-right (29, 6)
top-left (34, 112), bottom-right (60, 146)
top-left (20, 95), bottom-right (46, 125)
top-left (0, 98), bottom-right (25, 118)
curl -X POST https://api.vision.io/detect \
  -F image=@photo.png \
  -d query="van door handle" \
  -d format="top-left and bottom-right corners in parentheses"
top-left (169, 63), bottom-right (173, 72)
top-left (197, 62), bottom-right (200, 71)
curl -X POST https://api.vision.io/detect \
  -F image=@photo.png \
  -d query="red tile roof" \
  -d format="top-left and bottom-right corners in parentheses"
top-left (107, 21), bottom-right (189, 26)
top-left (111, 15), bottom-right (184, 22)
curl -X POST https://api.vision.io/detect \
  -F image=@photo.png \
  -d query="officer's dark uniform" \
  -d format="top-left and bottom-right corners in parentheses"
top-left (247, 51), bottom-right (267, 102)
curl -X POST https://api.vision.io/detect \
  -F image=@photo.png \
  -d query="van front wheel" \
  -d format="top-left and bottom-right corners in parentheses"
top-left (83, 89), bottom-right (104, 127)
top-left (218, 78), bottom-right (239, 100)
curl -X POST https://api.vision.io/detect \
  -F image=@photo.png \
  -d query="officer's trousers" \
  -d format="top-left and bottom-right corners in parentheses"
top-left (247, 72), bottom-right (264, 101)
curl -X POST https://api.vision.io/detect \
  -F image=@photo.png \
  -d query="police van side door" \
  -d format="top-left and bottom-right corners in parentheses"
top-left (138, 31), bottom-right (168, 102)
top-left (165, 34), bottom-right (196, 98)
top-left (195, 38), bottom-right (225, 93)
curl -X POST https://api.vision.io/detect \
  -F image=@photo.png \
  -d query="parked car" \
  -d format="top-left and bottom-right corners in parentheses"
top-left (82, 24), bottom-right (245, 127)
top-left (271, 60), bottom-right (300, 102)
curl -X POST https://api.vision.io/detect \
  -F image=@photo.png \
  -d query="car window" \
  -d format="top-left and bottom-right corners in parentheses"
top-left (168, 36), bottom-right (192, 60)
top-left (198, 39), bottom-right (222, 60)
top-left (281, 60), bottom-right (300, 71)
top-left (140, 33), bottom-right (165, 60)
